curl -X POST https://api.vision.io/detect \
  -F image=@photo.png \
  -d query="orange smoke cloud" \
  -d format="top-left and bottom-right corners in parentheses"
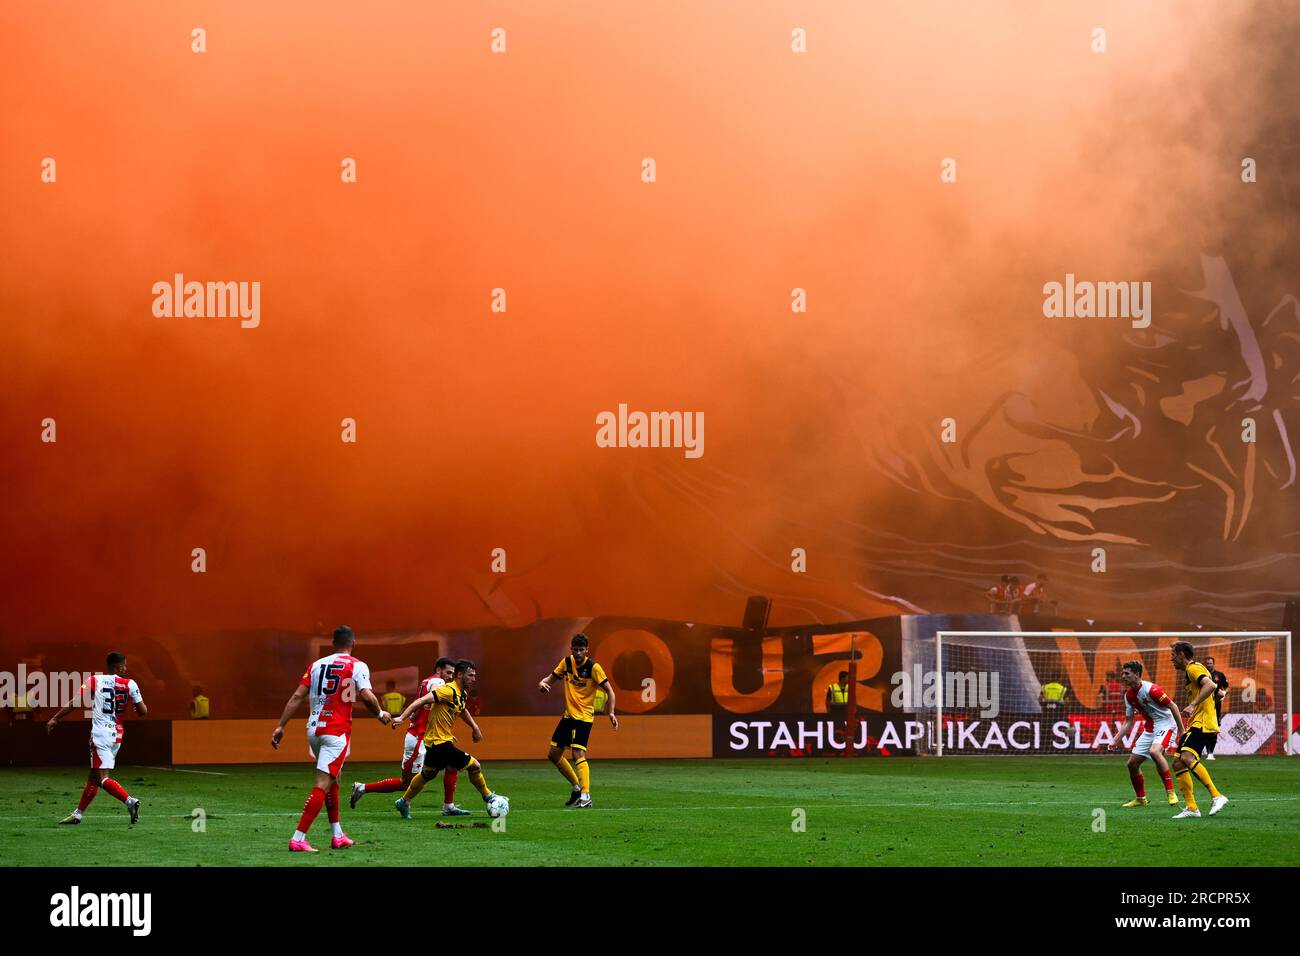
top-left (1, 1), bottom-right (1295, 641)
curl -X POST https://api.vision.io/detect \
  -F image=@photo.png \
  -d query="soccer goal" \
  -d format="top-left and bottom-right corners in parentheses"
top-left (921, 631), bottom-right (1293, 756)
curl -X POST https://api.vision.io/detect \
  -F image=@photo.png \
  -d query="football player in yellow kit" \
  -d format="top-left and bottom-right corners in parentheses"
top-left (1169, 642), bottom-right (1229, 819)
top-left (538, 633), bottom-right (618, 808)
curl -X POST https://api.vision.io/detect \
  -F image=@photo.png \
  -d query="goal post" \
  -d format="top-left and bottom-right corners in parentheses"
top-left (929, 631), bottom-right (1292, 757)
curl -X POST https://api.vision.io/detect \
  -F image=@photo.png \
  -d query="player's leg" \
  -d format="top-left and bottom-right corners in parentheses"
top-left (293, 736), bottom-right (337, 850)
top-left (1149, 732), bottom-right (1178, 805)
top-left (1171, 739), bottom-right (1199, 817)
top-left (323, 736), bottom-right (352, 848)
top-left (325, 779), bottom-right (351, 848)
top-left (571, 720), bottom-right (594, 808)
top-left (63, 765), bottom-right (100, 824)
top-left (1171, 728), bottom-right (1223, 818)
top-left (396, 747), bottom-right (439, 818)
top-left (1180, 732), bottom-right (1224, 800)
top-left (462, 754), bottom-right (494, 803)
top-left (1171, 752), bottom-right (1198, 816)
top-left (1187, 732), bottom-right (1227, 814)
top-left (549, 719), bottom-right (582, 804)
top-left (351, 774), bottom-right (407, 800)
top-left (551, 743), bottom-right (581, 806)
top-left (291, 767), bottom-right (332, 850)
top-left (1121, 748), bottom-right (1148, 807)
top-left (353, 733), bottom-right (419, 808)
top-left (1196, 697), bottom-right (1216, 759)
top-left (441, 768), bottom-right (468, 816)
top-left (93, 738), bottom-right (140, 825)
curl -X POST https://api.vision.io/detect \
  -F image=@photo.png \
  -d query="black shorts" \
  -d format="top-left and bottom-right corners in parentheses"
top-left (551, 716), bottom-right (593, 751)
top-left (422, 741), bottom-right (472, 773)
top-left (1178, 727), bottom-right (1217, 757)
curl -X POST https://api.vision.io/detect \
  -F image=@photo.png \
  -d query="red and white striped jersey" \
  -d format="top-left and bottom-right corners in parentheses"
top-left (82, 674), bottom-right (143, 742)
top-left (406, 675), bottom-right (443, 738)
top-left (1124, 680), bottom-right (1176, 726)
top-left (299, 654), bottom-right (372, 736)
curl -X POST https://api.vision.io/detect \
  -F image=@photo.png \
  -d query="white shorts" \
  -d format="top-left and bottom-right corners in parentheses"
top-left (401, 732), bottom-right (425, 774)
top-left (1133, 725), bottom-right (1177, 759)
top-left (90, 727), bottom-right (121, 770)
top-left (307, 733), bottom-right (351, 776)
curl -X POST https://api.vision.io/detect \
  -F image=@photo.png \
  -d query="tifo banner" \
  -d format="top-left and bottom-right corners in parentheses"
top-left (4, 616), bottom-right (904, 721)
top-left (8, 614), bottom-right (1289, 739)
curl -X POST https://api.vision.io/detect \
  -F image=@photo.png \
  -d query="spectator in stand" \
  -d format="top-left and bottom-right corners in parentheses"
top-left (1020, 574), bottom-right (1051, 615)
top-left (1200, 656), bottom-right (1229, 761)
top-left (1006, 576), bottom-right (1023, 613)
top-left (189, 686), bottom-right (210, 720)
top-left (987, 575), bottom-right (1012, 612)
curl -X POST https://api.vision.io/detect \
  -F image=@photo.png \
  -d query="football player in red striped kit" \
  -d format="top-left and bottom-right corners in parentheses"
top-left (272, 626), bottom-right (392, 852)
top-left (1107, 661), bottom-right (1184, 808)
top-left (47, 652), bottom-right (147, 826)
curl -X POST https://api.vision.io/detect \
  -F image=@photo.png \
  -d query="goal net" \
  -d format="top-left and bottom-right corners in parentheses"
top-left (910, 631), bottom-right (1293, 756)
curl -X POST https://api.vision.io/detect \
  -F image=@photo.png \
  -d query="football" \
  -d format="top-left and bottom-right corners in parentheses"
top-left (487, 794), bottom-right (510, 819)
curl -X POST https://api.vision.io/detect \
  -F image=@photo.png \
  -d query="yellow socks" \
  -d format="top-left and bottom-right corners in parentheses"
top-left (468, 765), bottom-right (491, 799)
top-left (1191, 761), bottom-right (1222, 798)
top-left (1177, 771), bottom-right (1197, 811)
top-left (574, 754), bottom-right (590, 792)
top-left (402, 773), bottom-right (429, 804)
top-left (554, 756), bottom-right (580, 787)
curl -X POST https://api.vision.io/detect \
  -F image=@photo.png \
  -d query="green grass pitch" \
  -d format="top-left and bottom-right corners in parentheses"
top-left (2, 757), bottom-right (1297, 866)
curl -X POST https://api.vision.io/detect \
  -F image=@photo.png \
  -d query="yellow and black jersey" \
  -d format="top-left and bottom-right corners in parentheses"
top-left (1184, 662), bottom-right (1220, 733)
top-left (423, 682), bottom-right (468, 746)
top-left (551, 655), bottom-right (608, 722)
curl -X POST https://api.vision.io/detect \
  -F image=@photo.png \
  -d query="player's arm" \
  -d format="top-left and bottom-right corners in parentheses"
top-left (358, 687), bottom-right (391, 725)
top-left (47, 678), bottom-right (95, 732)
top-left (1108, 716), bottom-right (1134, 752)
top-left (45, 702), bottom-right (78, 733)
top-left (538, 671), bottom-right (561, 694)
top-left (458, 707), bottom-right (483, 743)
top-left (1153, 690), bottom-right (1184, 740)
top-left (392, 690), bottom-right (435, 728)
top-left (600, 678), bottom-right (618, 730)
top-left (271, 684), bottom-right (309, 749)
top-left (1182, 673), bottom-right (1214, 718)
top-left (129, 681), bottom-right (147, 718)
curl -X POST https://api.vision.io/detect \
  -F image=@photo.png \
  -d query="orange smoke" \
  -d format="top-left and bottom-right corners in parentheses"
top-left (1, 2), bottom-right (1295, 640)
